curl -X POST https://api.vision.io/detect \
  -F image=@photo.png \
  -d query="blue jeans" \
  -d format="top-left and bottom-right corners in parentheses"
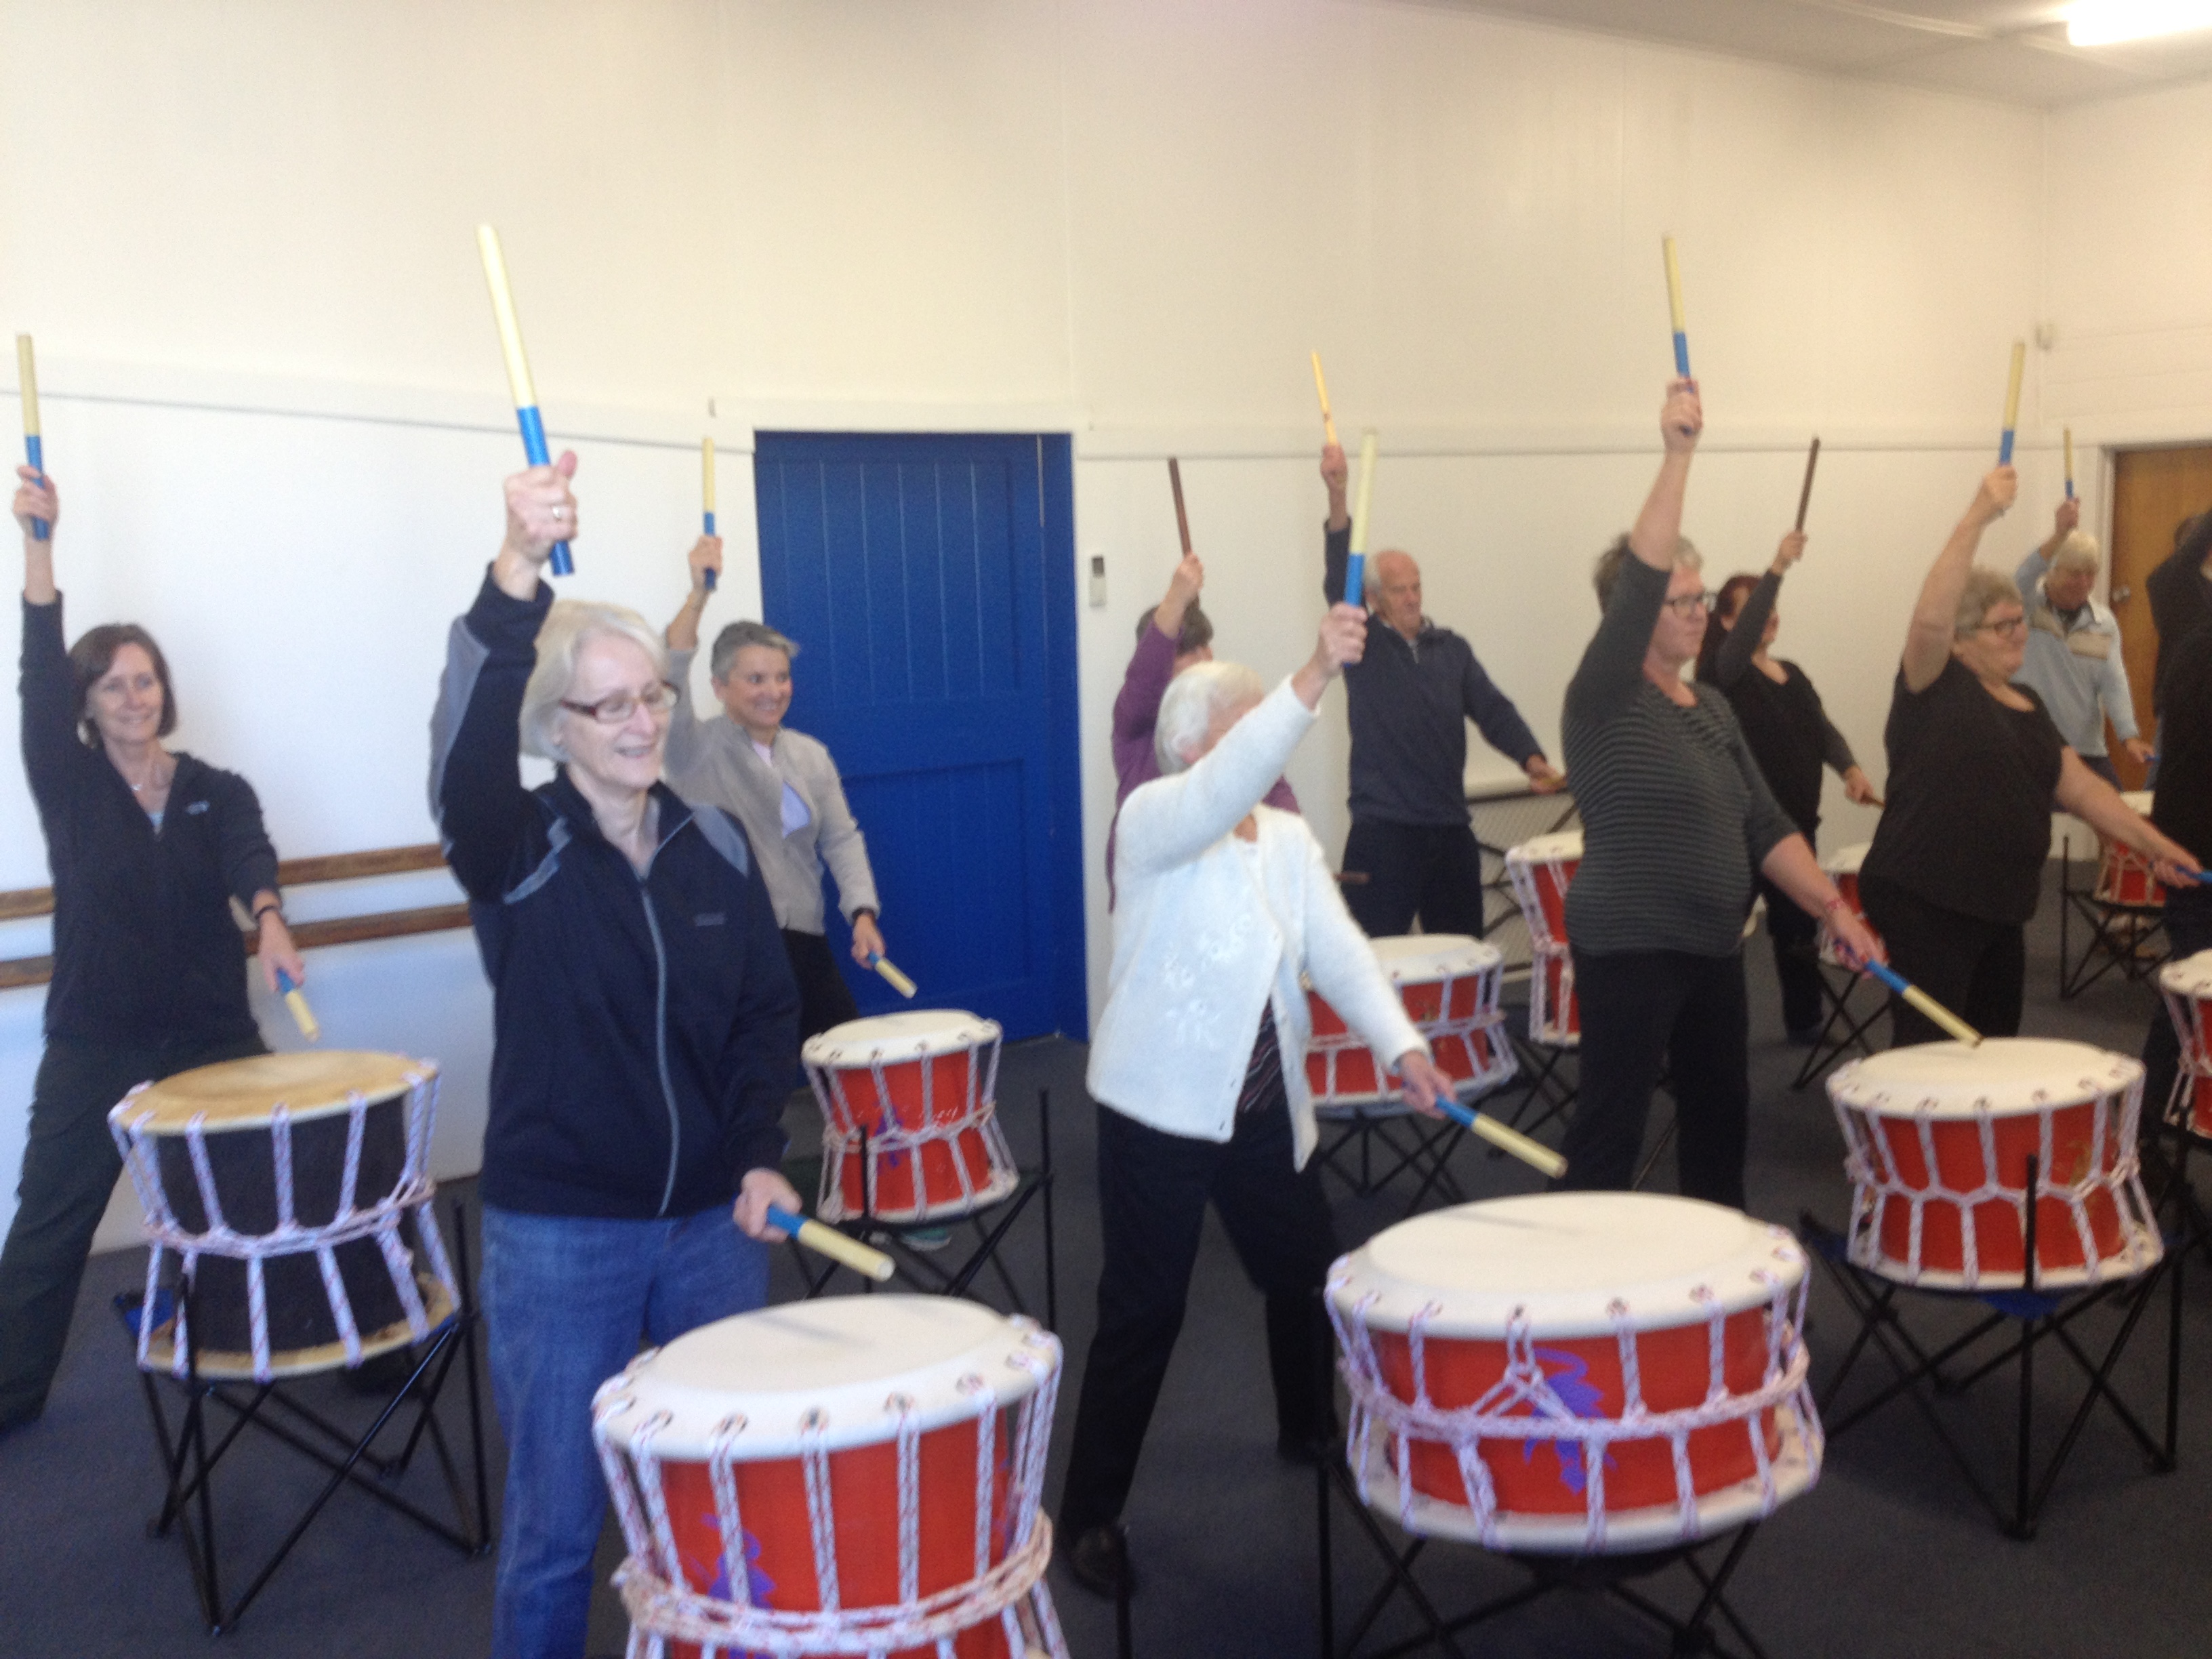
top-left (480, 1203), bottom-right (770, 1659)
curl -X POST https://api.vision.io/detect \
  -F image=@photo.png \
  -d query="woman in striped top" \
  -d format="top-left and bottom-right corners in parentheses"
top-left (1558, 382), bottom-right (1879, 1207)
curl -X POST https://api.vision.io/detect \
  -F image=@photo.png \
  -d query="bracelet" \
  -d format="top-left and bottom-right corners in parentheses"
top-left (252, 901), bottom-right (285, 925)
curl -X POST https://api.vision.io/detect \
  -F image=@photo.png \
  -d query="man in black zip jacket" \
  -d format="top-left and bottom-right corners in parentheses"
top-left (430, 451), bottom-right (802, 1659)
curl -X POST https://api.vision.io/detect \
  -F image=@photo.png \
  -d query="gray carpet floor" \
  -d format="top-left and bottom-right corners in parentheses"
top-left (3, 867), bottom-right (2207, 1658)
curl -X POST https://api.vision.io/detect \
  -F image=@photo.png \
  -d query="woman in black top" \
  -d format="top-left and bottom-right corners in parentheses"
top-left (1559, 382), bottom-right (1879, 1207)
top-left (1698, 531), bottom-right (1879, 1042)
top-left (1860, 466), bottom-right (2196, 1046)
top-left (0, 468), bottom-right (306, 1435)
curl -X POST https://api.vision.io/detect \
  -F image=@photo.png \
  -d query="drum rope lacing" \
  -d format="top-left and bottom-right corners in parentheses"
top-left (2157, 973), bottom-right (2212, 1141)
top-left (1309, 957), bottom-right (1516, 1111)
top-left (808, 1029), bottom-right (1019, 1226)
top-left (1503, 846), bottom-right (1581, 1048)
top-left (109, 1069), bottom-right (455, 1383)
top-left (1830, 1068), bottom-right (2160, 1290)
top-left (1327, 1236), bottom-right (1821, 1553)
top-left (593, 1324), bottom-right (1067, 1658)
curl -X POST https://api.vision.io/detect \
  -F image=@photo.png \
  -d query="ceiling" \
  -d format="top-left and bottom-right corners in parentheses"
top-left (1421, 1), bottom-right (2212, 104)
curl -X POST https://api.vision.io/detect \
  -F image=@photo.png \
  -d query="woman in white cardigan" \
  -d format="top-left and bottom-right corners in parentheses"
top-left (1058, 603), bottom-right (1452, 1597)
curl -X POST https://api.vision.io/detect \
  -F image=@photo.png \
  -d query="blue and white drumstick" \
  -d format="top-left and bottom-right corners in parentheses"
top-left (1345, 430), bottom-right (1378, 609)
top-left (867, 951), bottom-right (918, 998)
top-left (701, 436), bottom-right (718, 592)
top-left (476, 226), bottom-right (572, 576)
top-left (1662, 235), bottom-right (1692, 379)
top-left (1999, 340), bottom-right (2024, 468)
top-left (1435, 1096), bottom-right (1567, 1179)
top-left (272, 967), bottom-right (321, 1044)
top-left (1861, 959), bottom-right (1982, 1047)
top-left (766, 1205), bottom-right (895, 1282)
top-left (16, 335), bottom-right (47, 541)
top-left (2064, 428), bottom-right (2075, 500)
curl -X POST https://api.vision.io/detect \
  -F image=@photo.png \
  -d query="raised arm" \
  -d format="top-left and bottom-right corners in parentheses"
top-left (2018, 497), bottom-right (2080, 594)
top-left (1113, 554), bottom-right (1202, 784)
top-left (1711, 571), bottom-right (1777, 689)
top-left (665, 534), bottom-right (723, 653)
top-left (14, 466), bottom-right (55, 607)
top-left (1631, 380), bottom-right (1701, 573)
top-left (1902, 468), bottom-right (2017, 693)
top-left (16, 470), bottom-right (75, 804)
top-left (1320, 443), bottom-right (1352, 605)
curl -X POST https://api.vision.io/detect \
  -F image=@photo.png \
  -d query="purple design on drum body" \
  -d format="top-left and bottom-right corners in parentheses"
top-left (1524, 1346), bottom-right (1612, 1496)
top-left (693, 1517), bottom-right (777, 1644)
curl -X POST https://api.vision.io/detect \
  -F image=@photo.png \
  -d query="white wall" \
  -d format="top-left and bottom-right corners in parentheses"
top-left (0, 0), bottom-right (2118, 1247)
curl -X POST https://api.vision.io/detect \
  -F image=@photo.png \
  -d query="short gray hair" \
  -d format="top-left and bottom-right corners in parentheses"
top-left (1593, 534), bottom-right (1702, 609)
top-left (2050, 531), bottom-right (2102, 577)
top-left (710, 619), bottom-right (799, 682)
top-left (520, 599), bottom-right (670, 762)
top-left (1155, 661), bottom-right (1265, 775)
top-left (1956, 567), bottom-right (2023, 636)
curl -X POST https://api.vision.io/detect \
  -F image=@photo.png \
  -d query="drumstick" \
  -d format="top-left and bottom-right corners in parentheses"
top-left (273, 968), bottom-right (321, 1044)
top-left (1662, 234), bottom-right (1690, 379)
top-left (1862, 960), bottom-right (1982, 1047)
top-left (476, 225), bottom-right (573, 576)
top-left (1345, 430), bottom-right (1378, 609)
top-left (701, 436), bottom-right (717, 592)
top-left (1168, 457), bottom-right (1191, 557)
top-left (1793, 437), bottom-right (1820, 533)
top-left (1311, 350), bottom-right (1340, 449)
top-left (1999, 340), bottom-right (2025, 468)
top-left (16, 335), bottom-right (47, 541)
top-left (766, 1204), bottom-right (896, 1282)
top-left (2064, 427), bottom-right (2075, 500)
top-left (867, 951), bottom-right (918, 998)
top-left (1437, 1097), bottom-right (1567, 1179)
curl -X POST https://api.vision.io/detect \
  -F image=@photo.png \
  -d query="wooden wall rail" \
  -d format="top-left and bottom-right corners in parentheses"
top-left (0, 844), bottom-right (468, 991)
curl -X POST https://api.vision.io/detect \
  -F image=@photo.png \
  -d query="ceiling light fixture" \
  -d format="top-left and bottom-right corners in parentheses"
top-left (2066, 1), bottom-right (2212, 46)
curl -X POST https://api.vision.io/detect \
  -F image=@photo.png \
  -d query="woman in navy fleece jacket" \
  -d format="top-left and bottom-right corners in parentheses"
top-left (430, 451), bottom-right (802, 1659)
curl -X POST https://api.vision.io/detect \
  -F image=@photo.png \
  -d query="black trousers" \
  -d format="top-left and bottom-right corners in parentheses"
top-left (1758, 876), bottom-right (1823, 1037)
top-left (781, 928), bottom-right (860, 1042)
top-left (2144, 885), bottom-right (2212, 1139)
top-left (1341, 818), bottom-right (1486, 939)
top-left (1858, 875), bottom-right (2026, 1048)
top-left (0, 1031), bottom-right (266, 1431)
top-left (1558, 949), bottom-right (1750, 1210)
top-left (1057, 1093), bottom-right (1339, 1539)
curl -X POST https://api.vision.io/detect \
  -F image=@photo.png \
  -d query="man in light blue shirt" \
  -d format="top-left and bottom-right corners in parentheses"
top-left (2015, 498), bottom-right (2151, 787)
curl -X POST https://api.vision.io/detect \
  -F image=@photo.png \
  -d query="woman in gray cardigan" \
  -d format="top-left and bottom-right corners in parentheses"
top-left (666, 537), bottom-right (885, 1039)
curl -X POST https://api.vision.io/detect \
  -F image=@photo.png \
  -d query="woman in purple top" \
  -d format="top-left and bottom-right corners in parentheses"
top-left (1108, 552), bottom-right (1297, 901)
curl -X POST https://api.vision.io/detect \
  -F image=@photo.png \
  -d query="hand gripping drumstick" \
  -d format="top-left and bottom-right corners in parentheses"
top-left (1345, 430), bottom-right (1378, 609)
top-left (273, 968), bottom-right (321, 1044)
top-left (1662, 234), bottom-right (1691, 379)
top-left (1999, 340), bottom-right (2025, 468)
top-left (2064, 427), bottom-right (2075, 500)
top-left (16, 335), bottom-right (47, 541)
top-left (1168, 457), bottom-right (1192, 557)
top-left (1794, 437), bottom-right (1821, 533)
top-left (867, 951), bottom-right (918, 998)
top-left (1863, 960), bottom-right (1982, 1047)
top-left (1311, 350), bottom-right (1340, 449)
top-left (701, 436), bottom-right (718, 592)
top-left (766, 1205), bottom-right (895, 1282)
top-left (1436, 1097), bottom-right (1568, 1179)
top-left (476, 226), bottom-right (573, 576)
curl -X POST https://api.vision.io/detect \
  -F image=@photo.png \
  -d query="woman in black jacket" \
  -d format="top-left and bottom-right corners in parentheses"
top-left (0, 468), bottom-right (306, 1435)
top-left (1698, 531), bottom-right (1879, 1042)
top-left (430, 451), bottom-right (802, 1659)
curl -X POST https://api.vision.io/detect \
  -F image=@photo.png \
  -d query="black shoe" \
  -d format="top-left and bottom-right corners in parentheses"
top-left (1064, 1523), bottom-right (1135, 1598)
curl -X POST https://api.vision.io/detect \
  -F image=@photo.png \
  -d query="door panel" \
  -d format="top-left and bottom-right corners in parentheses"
top-left (2110, 446), bottom-right (2212, 790)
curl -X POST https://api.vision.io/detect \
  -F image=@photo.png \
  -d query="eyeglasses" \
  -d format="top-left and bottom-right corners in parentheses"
top-left (560, 683), bottom-right (680, 724)
top-left (1975, 616), bottom-right (2028, 640)
top-left (1662, 591), bottom-right (1719, 616)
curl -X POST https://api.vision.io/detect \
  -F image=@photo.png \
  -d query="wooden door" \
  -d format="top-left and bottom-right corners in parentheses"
top-left (2108, 446), bottom-right (2212, 790)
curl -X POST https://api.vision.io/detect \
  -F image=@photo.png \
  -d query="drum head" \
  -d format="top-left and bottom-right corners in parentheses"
top-left (2160, 949), bottom-right (2212, 1000)
top-left (1821, 840), bottom-right (1870, 877)
top-left (1334, 1191), bottom-right (1799, 1338)
top-left (1505, 830), bottom-right (1582, 867)
top-left (802, 1009), bottom-right (1000, 1068)
top-left (121, 1050), bottom-right (430, 1131)
top-left (1368, 935), bottom-right (1502, 981)
top-left (1829, 1037), bottom-right (2139, 1118)
top-left (599, 1295), bottom-right (1049, 1458)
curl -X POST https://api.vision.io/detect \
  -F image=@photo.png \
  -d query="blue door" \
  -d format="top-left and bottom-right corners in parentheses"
top-left (753, 432), bottom-right (1086, 1040)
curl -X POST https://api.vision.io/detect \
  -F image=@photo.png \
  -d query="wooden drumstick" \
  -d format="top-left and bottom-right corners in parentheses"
top-left (701, 436), bottom-right (718, 592)
top-left (1662, 234), bottom-right (1690, 379)
top-left (1345, 430), bottom-right (1378, 608)
top-left (1864, 960), bottom-right (1982, 1047)
top-left (1999, 340), bottom-right (2025, 467)
top-left (16, 335), bottom-right (47, 541)
top-left (1437, 1097), bottom-right (1567, 1179)
top-left (867, 951), bottom-right (918, 998)
top-left (1311, 350), bottom-right (1340, 449)
top-left (766, 1204), bottom-right (895, 1282)
top-left (476, 225), bottom-right (573, 575)
top-left (2064, 427), bottom-right (2075, 500)
top-left (1168, 457), bottom-right (1191, 557)
top-left (1793, 436), bottom-right (1820, 533)
top-left (274, 968), bottom-right (321, 1044)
